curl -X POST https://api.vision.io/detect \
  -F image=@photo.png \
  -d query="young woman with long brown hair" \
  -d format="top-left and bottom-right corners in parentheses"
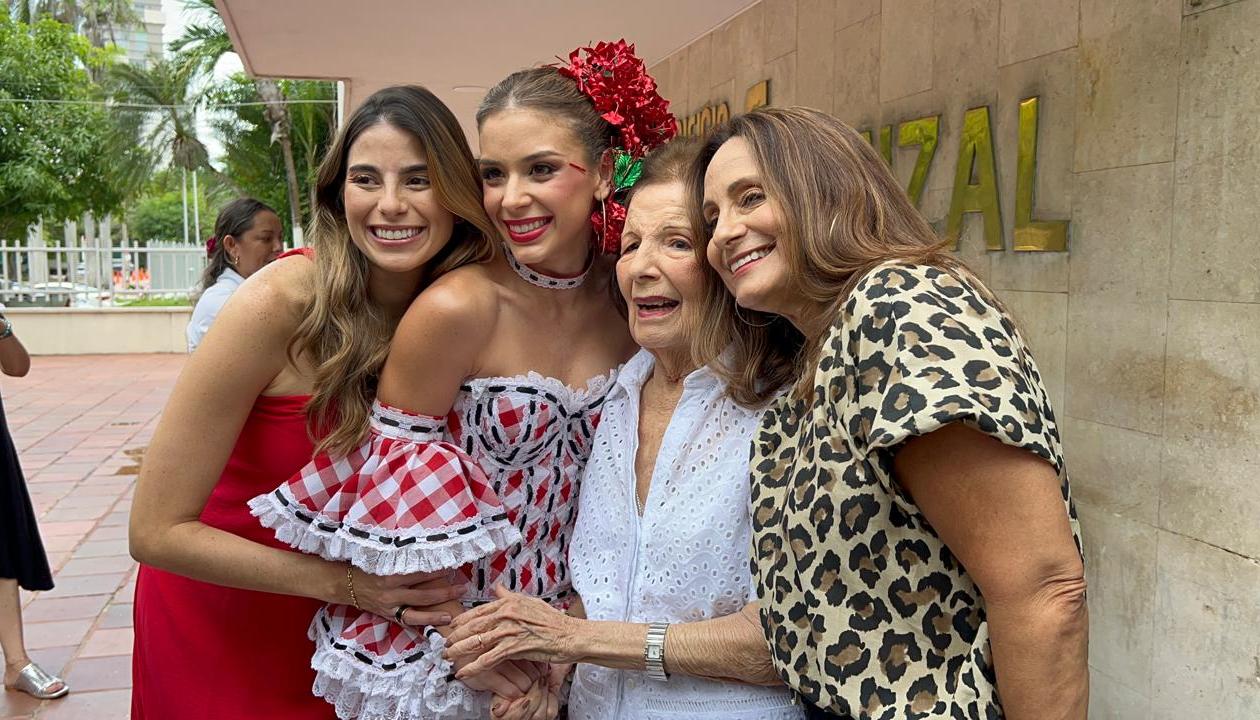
top-left (128, 85), bottom-right (526, 720)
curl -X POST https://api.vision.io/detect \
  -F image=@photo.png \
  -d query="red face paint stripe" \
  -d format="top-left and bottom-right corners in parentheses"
top-left (569, 163), bottom-right (589, 174)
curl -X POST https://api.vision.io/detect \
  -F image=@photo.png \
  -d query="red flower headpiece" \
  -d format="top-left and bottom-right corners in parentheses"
top-left (557, 40), bottom-right (678, 253)
top-left (205, 236), bottom-right (218, 258)
top-left (557, 39), bottom-right (678, 160)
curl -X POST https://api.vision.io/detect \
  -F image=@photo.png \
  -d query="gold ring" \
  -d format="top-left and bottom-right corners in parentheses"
top-left (394, 605), bottom-right (409, 623)
top-left (476, 633), bottom-right (485, 649)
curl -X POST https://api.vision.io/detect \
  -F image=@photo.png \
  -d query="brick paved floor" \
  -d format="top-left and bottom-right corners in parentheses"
top-left (1, 354), bottom-right (184, 720)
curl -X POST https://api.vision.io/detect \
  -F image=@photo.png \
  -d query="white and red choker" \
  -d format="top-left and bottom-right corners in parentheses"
top-left (503, 243), bottom-right (593, 290)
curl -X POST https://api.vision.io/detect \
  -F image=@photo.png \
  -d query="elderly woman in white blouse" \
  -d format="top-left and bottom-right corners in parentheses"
top-left (443, 139), bottom-right (802, 720)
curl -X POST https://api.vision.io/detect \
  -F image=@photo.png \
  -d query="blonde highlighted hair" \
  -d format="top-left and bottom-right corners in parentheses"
top-left (687, 106), bottom-right (980, 405)
top-left (290, 86), bottom-right (497, 454)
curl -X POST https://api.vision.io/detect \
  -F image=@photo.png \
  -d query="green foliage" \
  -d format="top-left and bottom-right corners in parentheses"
top-left (0, 14), bottom-right (140, 237)
top-left (118, 296), bottom-right (190, 307)
top-left (208, 75), bottom-right (335, 235)
top-left (128, 187), bottom-right (206, 243)
top-left (107, 56), bottom-right (207, 171)
top-left (125, 167), bottom-right (225, 243)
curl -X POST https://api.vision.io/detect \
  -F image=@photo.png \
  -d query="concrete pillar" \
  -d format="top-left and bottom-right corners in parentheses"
top-left (27, 221), bottom-right (47, 285)
top-left (81, 212), bottom-right (96, 286)
top-left (98, 214), bottom-right (113, 290)
top-left (59, 219), bottom-right (76, 282)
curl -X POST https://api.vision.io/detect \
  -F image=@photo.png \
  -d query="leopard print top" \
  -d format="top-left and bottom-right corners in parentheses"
top-left (749, 263), bottom-right (1081, 719)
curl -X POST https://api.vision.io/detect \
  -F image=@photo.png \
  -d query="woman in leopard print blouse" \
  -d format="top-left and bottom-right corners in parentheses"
top-left (684, 107), bottom-right (1088, 720)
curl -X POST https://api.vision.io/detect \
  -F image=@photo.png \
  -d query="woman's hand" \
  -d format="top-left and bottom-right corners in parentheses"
top-left (348, 568), bottom-right (466, 627)
top-left (444, 586), bottom-right (585, 677)
top-left (459, 659), bottom-right (540, 713)
top-left (490, 662), bottom-right (567, 720)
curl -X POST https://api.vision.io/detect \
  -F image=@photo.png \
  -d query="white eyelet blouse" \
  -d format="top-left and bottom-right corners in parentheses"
top-left (568, 349), bottom-right (803, 720)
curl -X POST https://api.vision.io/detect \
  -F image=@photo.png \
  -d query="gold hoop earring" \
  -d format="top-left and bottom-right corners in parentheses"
top-left (734, 303), bottom-right (775, 328)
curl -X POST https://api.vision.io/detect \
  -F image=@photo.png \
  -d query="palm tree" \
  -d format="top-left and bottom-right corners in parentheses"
top-left (80, 0), bottom-right (138, 48)
top-left (172, 0), bottom-right (302, 236)
top-left (7, 0), bottom-right (76, 25)
top-left (8, 0), bottom-right (137, 47)
top-left (107, 55), bottom-right (243, 194)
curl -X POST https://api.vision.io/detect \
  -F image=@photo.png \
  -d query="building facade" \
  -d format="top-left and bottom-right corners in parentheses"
top-left (650, 1), bottom-right (1259, 717)
top-left (113, 0), bottom-right (164, 67)
top-left (213, 0), bottom-right (1260, 715)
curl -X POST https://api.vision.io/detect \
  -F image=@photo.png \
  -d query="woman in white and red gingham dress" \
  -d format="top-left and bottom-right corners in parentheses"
top-left (249, 370), bottom-right (613, 720)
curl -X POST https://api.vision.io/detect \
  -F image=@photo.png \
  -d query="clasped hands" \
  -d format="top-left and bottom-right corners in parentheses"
top-left (445, 585), bottom-right (582, 719)
top-left (350, 572), bottom-right (572, 719)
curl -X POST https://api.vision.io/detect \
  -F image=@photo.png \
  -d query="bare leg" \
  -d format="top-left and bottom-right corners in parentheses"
top-left (0, 578), bottom-right (32, 685)
top-left (0, 578), bottom-right (65, 695)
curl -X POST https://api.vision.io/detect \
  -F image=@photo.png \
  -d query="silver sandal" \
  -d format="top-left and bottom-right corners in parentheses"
top-left (5, 662), bottom-right (69, 700)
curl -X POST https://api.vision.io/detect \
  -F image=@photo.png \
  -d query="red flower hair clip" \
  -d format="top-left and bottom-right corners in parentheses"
top-left (590, 199), bottom-right (628, 255)
top-left (557, 39), bottom-right (678, 159)
top-left (206, 236), bottom-right (218, 258)
top-left (557, 40), bottom-right (678, 253)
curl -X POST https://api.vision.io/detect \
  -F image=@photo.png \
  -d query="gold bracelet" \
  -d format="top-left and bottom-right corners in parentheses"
top-left (346, 566), bottom-right (360, 609)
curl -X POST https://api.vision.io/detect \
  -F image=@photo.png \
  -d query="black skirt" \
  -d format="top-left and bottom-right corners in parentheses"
top-left (0, 394), bottom-right (52, 591)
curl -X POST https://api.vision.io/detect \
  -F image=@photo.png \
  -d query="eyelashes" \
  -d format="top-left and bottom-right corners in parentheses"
top-left (479, 163), bottom-right (562, 184)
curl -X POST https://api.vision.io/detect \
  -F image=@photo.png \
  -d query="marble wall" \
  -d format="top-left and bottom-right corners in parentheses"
top-left (651, 0), bottom-right (1260, 715)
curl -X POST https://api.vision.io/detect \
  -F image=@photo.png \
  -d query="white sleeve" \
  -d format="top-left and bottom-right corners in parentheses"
top-left (186, 284), bottom-right (229, 352)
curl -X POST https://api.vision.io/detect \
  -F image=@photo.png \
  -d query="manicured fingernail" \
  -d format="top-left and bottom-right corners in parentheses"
top-left (492, 702), bottom-right (504, 714)
top-left (437, 614), bottom-right (453, 625)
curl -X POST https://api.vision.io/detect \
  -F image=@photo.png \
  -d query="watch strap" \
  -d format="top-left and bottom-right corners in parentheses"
top-left (643, 621), bottom-right (670, 681)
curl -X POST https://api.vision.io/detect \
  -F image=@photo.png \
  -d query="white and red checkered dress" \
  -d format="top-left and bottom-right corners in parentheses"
top-left (251, 370), bottom-right (615, 720)
top-left (446, 370), bottom-right (614, 609)
top-left (249, 401), bottom-right (521, 720)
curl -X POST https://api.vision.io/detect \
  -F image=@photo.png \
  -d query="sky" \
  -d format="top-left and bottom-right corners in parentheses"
top-left (160, 0), bottom-right (244, 76)
top-left (160, 0), bottom-right (243, 162)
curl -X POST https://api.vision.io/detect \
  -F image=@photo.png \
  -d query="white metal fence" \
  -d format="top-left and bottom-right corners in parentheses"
top-left (0, 239), bottom-right (207, 307)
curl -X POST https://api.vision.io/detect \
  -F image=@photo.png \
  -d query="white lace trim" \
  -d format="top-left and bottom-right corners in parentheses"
top-left (248, 488), bottom-right (522, 575)
top-left (308, 615), bottom-right (490, 720)
top-left (460, 368), bottom-right (619, 408)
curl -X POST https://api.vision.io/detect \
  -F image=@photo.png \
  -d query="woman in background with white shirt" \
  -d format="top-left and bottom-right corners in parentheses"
top-left (442, 139), bottom-right (802, 720)
top-left (186, 198), bottom-right (282, 351)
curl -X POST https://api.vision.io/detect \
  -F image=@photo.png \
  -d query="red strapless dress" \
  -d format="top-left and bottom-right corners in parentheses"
top-left (132, 393), bottom-right (336, 720)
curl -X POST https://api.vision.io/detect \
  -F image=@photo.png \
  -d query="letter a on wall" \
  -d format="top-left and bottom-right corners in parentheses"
top-left (946, 106), bottom-right (1002, 251)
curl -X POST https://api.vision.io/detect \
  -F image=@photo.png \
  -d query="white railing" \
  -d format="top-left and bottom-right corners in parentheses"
top-left (0, 240), bottom-right (208, 307)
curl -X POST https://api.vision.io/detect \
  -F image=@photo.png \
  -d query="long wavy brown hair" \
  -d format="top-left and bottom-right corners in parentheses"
top-left (687, 106), bottom-right (980, 405)
top-left (290, 86), bottom-right (497, 454)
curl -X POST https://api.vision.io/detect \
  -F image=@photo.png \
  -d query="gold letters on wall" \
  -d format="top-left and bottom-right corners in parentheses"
top-left (859, 99), bottom-right (1068, 252)
top-left (744, 80), bottom-right (768, 112)
top-left (677, 81), bottom-right (769, 138)
top-left (946, 106), bottom-right (1002, 252)
top-left (898, 116), bottom-right (939, 208)
top-left (1014, 97), bottom-right (1068, 252)
top-left (675, 82), bottom-right (1069, 252)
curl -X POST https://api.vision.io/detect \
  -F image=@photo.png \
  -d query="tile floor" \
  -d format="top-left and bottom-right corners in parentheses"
top-left (1, 354), bottom-right (184, 720)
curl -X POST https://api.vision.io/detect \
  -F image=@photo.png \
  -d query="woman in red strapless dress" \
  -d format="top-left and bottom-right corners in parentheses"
top-left (129, 86), bottom-right (505, 719)
top-left (132, 394), bottom-right (332, 719)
